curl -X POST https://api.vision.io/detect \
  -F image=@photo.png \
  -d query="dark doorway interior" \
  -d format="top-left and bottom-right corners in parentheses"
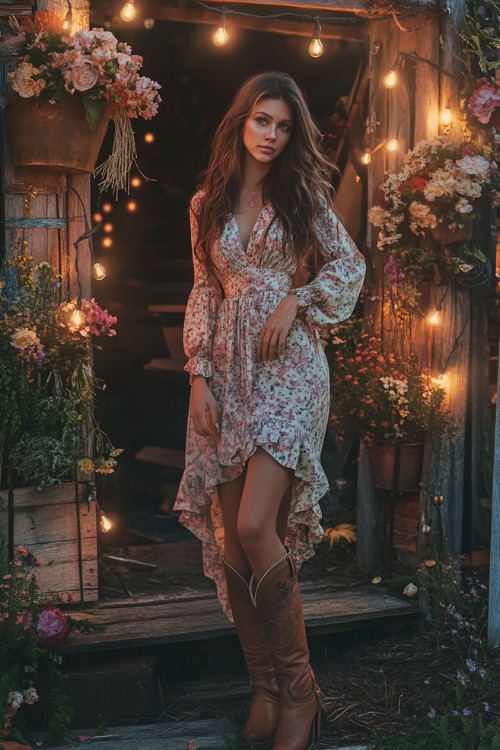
top-left (89, 15), bottom-right (367, 545)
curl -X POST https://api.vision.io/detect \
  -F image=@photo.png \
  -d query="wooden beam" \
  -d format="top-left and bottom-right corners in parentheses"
top-left (196, 0), bottom-right (442, 16)
top-left (488, 342), bottom-right (500, 647)
top-left (150, 4), bottom-right (368, 41)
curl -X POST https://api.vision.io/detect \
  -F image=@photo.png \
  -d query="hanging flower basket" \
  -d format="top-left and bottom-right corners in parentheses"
top-left (365, 442), bottom-right (425, 492)
top-left (6, 92), bottom-right (112, 174)
top-left (431, 222), bottom-right (474, 245)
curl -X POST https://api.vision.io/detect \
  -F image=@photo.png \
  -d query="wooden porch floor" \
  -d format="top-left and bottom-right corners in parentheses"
top-left (61, 541), bottom-right (418, 654)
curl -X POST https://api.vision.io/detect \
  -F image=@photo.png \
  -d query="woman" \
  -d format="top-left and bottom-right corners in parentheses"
top-left (174, 71), bottom-right (365, 750)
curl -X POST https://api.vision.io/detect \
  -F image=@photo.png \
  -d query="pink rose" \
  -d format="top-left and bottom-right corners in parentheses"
top-left (469, 79), bottom-right (500, 125)
top-left (70, 61), bottom-right (99, 92)
top-left (37, 607), bottom-right (70, 646)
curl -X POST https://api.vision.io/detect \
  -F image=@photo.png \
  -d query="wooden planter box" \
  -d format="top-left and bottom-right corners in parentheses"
top-left (0, 482), bottom-right (98, 603)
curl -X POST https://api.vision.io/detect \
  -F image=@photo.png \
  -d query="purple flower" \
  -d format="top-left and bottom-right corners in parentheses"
top-left (462, 707), bottom-right (472, 717)
top-left (36, 607), bottom-right (70, 646)
top-left (384, 256), bottom-right (405, 286)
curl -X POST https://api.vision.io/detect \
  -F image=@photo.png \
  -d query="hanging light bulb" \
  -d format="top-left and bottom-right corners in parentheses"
top-left (213, 10), bottom-right (229, 46)
top-left (361, 149), bottom-right (371, 166)
top-left (308, 19), bottom-right (323, 58)
top-left (387, 138), bottom-right (399, 152)
top-left (120, 0), bottom-right (136, 22)
top-left (431, 372), bottom-right (450, 389)
top-left (99, 510), bottom-right (113, 533)
top-left (62, 0), bottom-right (73, 32)
top-left (93, 212), bottom-right (103, 223)
top-left (384, 57), bottom-right (401, 89)
top-left (126, 200), bottom-right (138, 212)
top-left (70, 309), bottom-right (85, 328)
top-left (93, 262), bottom-right (107, 281)
top-left (427, 307), bottom-right (442, 326)
top-left (440, 107), bottom-right (453, 128)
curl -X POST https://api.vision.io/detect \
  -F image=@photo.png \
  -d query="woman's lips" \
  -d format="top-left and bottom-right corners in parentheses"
top-left (258, 145), bottom-right (275, 153)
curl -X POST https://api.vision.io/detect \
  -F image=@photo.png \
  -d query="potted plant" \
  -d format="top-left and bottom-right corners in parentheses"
top-left (326, 323), bottom-right (452, 491)
top-left (1, 12), bottom-right (161, 194)
top-left (0, 234), bottom-right (121, 599)
top-left (368, 136), bottom-right (499, 313)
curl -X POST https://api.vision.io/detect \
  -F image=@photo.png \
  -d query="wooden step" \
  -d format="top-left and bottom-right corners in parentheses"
top-left (144, 358), bottom-right (188, 374)
top-left (148, 304), bottom-right (187, 314)
top-left (135, 446), bottom-right (185, 469)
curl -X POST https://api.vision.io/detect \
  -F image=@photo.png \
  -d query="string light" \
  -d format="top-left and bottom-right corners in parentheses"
top-left (102, 202), bottom-right (113, 213)
top-left (102, 237), bottom-right (113, 248)
top-left (361, 149), bottom-right (371, 165)
top-left (99, 511), bottom-right (113, 533)
top-left (120, 0), bottom-right (136, 22)
top-left (308, 18), bottom-right (323, 58)
top-left (213, 9), bottom-right (229, 46)
top-left (70, 309), bottom-right (85, 328)
top-left (144, 133), bottom-right (155, 144)
top-left (130, 176), bottom-right (142, 188)
top-left (62, 0), bottom-right (73, 32)
top-left (427, 307), bottom-right (442, 326)
top-left (103, 223), bottom-right (113, 233)
top-left (126, 200), bottom-right (138, 212)
top-left (93, 262), bottom-right (107, 281)
top-left (93, 212), bottom-right (103, 223)
top-left (384, 56), bottom-right (401, 89)
top-left (431, 373), bottom-right (450, 389)
top-left (440, 107), bottom-right (453, 127)
top-left (387, 138), bottom-right (399, 152)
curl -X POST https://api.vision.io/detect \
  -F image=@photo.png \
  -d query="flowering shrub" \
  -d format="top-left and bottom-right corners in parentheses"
top-left (327, 325), bottom-right (450, 445)
top-left (0, 540), bottom-right (101, 743)
top-left (0, 234), bottom-right (122, 489)
top-left (460, 0), bottom-right (500, 129)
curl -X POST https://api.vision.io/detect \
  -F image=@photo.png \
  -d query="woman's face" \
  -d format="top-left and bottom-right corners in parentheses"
top-left (242, 97), bottom-right (293, 165)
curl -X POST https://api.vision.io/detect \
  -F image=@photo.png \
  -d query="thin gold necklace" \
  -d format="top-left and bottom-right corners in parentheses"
top-left (242, 185), bottom-right (263, 209)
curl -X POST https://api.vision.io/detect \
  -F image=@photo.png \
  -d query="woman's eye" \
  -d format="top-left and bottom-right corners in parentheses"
top-left (280, 123), bottom-right (291, 132)
top-left (256, 117), bottom-right (267, 125)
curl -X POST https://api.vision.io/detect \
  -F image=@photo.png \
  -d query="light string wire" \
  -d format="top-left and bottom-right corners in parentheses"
top-left (191, 0), bottom-right (407, 26)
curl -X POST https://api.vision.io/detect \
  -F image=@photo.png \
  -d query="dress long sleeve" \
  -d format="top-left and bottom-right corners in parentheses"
top-left (292, 204), bottom-right (365, 328)
top-left (183, 195), bottom-right (223, 382)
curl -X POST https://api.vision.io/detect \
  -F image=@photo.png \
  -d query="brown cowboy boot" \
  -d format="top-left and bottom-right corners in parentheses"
top-left (223, 558), bottom-right (280, 743)
top-left (252, 552), bottom-right (321, 750)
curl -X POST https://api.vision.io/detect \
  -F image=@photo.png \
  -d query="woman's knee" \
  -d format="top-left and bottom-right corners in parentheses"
top-left (237, 516), bottom-right (273, 552)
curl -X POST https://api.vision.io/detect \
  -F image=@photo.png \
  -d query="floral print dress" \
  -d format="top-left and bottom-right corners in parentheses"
top-left (174, 191), bottom-right (365, 618)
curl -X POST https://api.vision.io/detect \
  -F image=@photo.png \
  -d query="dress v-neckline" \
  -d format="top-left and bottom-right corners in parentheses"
top-left (231, 205), bottom-right (268, 254)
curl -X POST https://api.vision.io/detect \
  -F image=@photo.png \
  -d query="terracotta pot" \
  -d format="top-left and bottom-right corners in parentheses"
top-left (6, 92), bottom-right (111, 174)
top-left (365, 443), bottom-right (424, 492)
top-left (432, 222), bottom-right (473, 245)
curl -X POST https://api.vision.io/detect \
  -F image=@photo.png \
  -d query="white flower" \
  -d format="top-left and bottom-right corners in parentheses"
top-left (456, 154), bottom-right (490, 179)
top-left (8, 691), bottom-right (24, 709)
top-left (403, 583), bottom-right (419, 598)
top-left (23, 687), bottom-right (39, 705)
top-left (11, 328), bottom-right (40, 350)
top-left (455, 197), bottom-right (473, 214)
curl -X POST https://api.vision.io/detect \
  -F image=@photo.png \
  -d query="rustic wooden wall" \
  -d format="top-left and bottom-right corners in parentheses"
top-left (357, 1), bottom-right (487, 570)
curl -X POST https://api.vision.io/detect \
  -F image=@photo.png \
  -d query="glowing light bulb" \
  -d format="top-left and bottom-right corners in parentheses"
top-left (361, 149), bottom-right (371, 166)
top-left (440, 107), bottom-right (453, 127)
top-left (384, 69), bottom-right (398, 89)
top-left (130, 176), bottom-right (142, 188)
top-left (126, 200), bottom-right (138, 212)
top-left (102, 202), bottom-right (113, 213)
top-left (387, 138), bottom-right (399, 152)
top-left (93, 262), bottom-right (107, 281)
top-left (103, 223), bottom-right (113, 233)
top-left (70, 309), bottom-right (85, 328)
top-left (144, 132), bottom-right (155, 144)
top-left (93, 212), bottom-right (103, 223)
top-left (99, 511), bottom-right (113, 533)
top-left (102, 237), bottom-right (113, 248)
top-left (309, 19), bottom-right (323, 58)
top-left (213, 23), bottom-right (229, 46)
top-left (120, 0), bottom-right (136, 22)
top-left (427, 308), bottom-right (442, 326)
top-left (431, 373), bottom-right (450, 389)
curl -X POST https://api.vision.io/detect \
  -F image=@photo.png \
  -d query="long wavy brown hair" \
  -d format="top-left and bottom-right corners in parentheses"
top-left (193, 71), bottom-right (335, 280)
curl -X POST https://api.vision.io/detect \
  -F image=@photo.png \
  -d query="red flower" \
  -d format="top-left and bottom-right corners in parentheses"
top-left (401, 176), bottom-right (427, 194)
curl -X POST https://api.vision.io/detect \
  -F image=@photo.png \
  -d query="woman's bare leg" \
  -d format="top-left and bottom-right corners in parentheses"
top-left (237, 448), bottom-right (293, 581)
top-left (218, 470), bottom-right (251, 578)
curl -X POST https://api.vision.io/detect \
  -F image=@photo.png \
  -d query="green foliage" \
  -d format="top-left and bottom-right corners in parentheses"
top-left (371, 715), bottom-right (500, 750)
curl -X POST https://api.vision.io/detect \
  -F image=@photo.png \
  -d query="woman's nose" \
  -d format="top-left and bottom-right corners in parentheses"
top-left (266, 124), bottom-right (277, 140)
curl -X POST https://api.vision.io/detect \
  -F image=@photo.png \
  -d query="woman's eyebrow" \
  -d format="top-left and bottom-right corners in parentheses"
top-left (254, 110), bottom-right (293, 124)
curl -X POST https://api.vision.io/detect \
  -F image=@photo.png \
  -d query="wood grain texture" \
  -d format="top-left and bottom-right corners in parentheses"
top-left (488, 353), bottom-right (500, 646)
top-left (58, 586), bottom-right (417, 653)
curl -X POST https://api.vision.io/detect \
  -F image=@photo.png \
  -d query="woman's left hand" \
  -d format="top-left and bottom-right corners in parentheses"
top-left (258, 294), bottom-right (300, 362)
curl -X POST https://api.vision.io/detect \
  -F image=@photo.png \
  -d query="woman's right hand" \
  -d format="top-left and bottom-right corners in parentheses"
top-left (190, 376), bottom-right (220, 439)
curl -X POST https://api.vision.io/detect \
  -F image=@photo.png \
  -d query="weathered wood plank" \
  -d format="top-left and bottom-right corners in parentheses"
top-left (488, 351), bottom-right (500, 646)
top-left (3, 502), bottom-right (96, 544)
top-left (59, 588), bottom-right (417, 653)
top-left (0, 481), bottom-right (84, 508)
